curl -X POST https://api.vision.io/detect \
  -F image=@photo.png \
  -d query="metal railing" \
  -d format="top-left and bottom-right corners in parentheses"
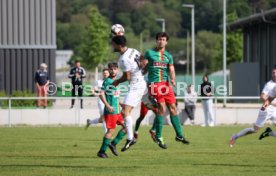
top-left (0, 96), bottom-right (261, 127)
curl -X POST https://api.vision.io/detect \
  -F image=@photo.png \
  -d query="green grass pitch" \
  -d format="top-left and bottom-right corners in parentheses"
top-left (0, 126), bottom-right (275, 176)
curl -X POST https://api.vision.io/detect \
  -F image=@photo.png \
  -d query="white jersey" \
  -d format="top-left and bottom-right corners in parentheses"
top-left (262, 80), bottom-right (276, 103)
top-left (118, 48), bottom-right (147, 107)
top-left (95, 80), bottom-right (104, 91)
top-left (255, 80), bottom-right (276, 127)
top-left (118, 48), bottom-right (144, 83)
top-left (269, 85), bottom-right (276, 98)
top-left (94, 80), bottom-right (105, 114)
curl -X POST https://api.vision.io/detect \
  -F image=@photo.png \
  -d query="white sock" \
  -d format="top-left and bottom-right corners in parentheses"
top-left (89, 118), bottom-right (100, 124)
top-left (125, 116), bottom-right (133, 140)
top-left (102, 121), bottom-right (107, 133)
top-left (234, 127), bottom-right (255, 140)
top-left (269, 131), bottom-right (276, 137)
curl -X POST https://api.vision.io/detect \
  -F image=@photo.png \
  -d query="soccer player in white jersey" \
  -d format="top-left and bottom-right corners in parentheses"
top-left (85, 68), bottom-right (110, 132)
top-left (259, 75), bottom-right (276, 140)
top-left (229, 68), bottom-right (276, 147)
top-left (110, 35), bottom-right (147, 152)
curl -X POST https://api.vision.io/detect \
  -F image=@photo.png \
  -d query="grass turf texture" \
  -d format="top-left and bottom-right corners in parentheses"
top-left (0, 126), bottom-right (275, 176)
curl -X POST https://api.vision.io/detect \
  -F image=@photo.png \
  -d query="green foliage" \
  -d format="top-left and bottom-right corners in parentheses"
top-left (0, 91), bottom-right (53, 108)
top-left (166, 37), bottom-right (186, 61)
top-left (55, 0), bottom-right (276, 72)
top-left (248, 0), bottom-right (271, 13)
top-left (195, 30), bottom-right (222, 72)
top-left (0, 91), bottom-right (8, 108)
top-left (226, 12), bottom-right (243, 65)
top-left (228, 0), bottom-right (252, 18)
top-left (80, 6), bottom-right (110, 69)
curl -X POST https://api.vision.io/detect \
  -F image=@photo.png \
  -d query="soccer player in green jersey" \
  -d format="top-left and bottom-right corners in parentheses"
top-left (97, 62), bottom-right (126, 158)
top-left (142, 32), bottom-right (190, 149)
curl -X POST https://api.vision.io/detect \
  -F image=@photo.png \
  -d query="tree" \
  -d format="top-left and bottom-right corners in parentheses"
top-left (248, 0), bottom-right (270, 13)
top-left (226, 11), bottom-right (243, 65)
top-left (195, 30), bottom-right (222, 72)
top-left (180, 0), bottom-right (223, 33)
top-left (56, 0), bottom-right (72, 22)
top-left (80, 6), bottom-right (110, 70)
top-left (228, 0), bottom-right (251, 18)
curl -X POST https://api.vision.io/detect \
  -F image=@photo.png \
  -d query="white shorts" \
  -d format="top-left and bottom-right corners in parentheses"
top-left (255, 105), bottom-right (276, 127)
top-left (97, 99), bottom-right (105, 116)
top-left (123, 80), bottom-right (147, 107)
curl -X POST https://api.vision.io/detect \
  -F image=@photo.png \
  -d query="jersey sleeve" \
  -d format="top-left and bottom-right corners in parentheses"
top-left (144, 50), bottom-right (150, 60)
top-left (34, 71), bottom-right (39, 83)
top-left (68, 68), bottom-right (74, 78)
top-left (119, 58), bottom-right (131, 72)
top-left (269, 86), bottom-right (276, 97)
top-left (262, 83), bottom-right (270, 95)
top-left (47, 72), bottom-right (50, 81)
top-left (101, 80), bottom-right (108, 91)
top-left (168, 54), bottom-right (173, 65)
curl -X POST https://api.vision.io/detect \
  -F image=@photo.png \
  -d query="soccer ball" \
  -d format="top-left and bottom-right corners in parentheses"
top-left (111, 24), bottom-right (125, 36)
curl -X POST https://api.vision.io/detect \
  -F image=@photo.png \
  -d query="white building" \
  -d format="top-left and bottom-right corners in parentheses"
top-left (55, 50), bottom-right (74, 70)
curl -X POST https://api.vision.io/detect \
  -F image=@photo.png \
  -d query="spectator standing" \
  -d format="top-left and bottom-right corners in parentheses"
top-left (184, 85), bottom-right (197, 125)
top-left (68, 60), bottom-right (86, 109)
top-left (35, 63), bottom-right (49, 108)
top-left (200, 75), bottom-right (215, 127)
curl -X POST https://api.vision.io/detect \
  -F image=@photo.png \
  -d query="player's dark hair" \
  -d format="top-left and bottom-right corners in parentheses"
top-left (102, 68), bottom-right (109, 72)
top-left (203, 74), bottom-right (209, 82)
top-left (112, 36), bottom-right (127, 47)
top-left (155, 32), bottom-right (169, 41)
top-left (108, 62), bottom-right (118, 68)
top-left (75, 60), bottom-right (80, 63)
top-left (274, 65), bottom-right (276, 70)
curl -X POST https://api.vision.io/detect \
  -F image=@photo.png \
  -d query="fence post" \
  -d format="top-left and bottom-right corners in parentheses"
top-left (214, 97), bottom-right (217, 126)
top-left (74, 97), bottom-right (77, 126)
top-left (8, 97), bottom-right (11, 127)
top-left (78, 97), bottom-right (81, 127)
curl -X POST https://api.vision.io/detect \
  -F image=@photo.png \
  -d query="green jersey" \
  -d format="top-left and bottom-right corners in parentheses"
top-left (144, 49), bottom-right (173, 83)
top-left (101, 77), bottom-right (120, 115)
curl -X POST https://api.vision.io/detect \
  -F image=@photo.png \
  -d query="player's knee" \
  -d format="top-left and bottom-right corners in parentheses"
top-left (121, 110), bottom-right (127, 117)
top-left (168, 105), bottom-right (177, 115)
top-left (121, 127), bottom-right (127, 133)
top-left (105, 132), bottom-right (112, 138)
top-left (170, 108), bottom-right (177, 116)
top-left (98, 117), bottom-right (103, 123)
top-left (253, 126), bottom-right (260, 132)
top-left (122, 109), bottom-right (130, 117)
top-left (105, 129), bottom-right (115, 138)
top-left (158, 107), bottom-right (166, 115)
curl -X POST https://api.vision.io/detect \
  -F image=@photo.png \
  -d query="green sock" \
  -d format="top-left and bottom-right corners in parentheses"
top-left (99, 137), bottom-right (111, 153)
top-left (112, 129), bottom-right (126, 145)
top-left (150, 116), bottom-right (157, 131)
top-left (170, 115), bottom-right (184, 137)
top-left (155, 115), bottom-right (164, 139)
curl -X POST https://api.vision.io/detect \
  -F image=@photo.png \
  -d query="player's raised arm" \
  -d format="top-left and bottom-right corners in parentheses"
top-left (112, 71), bottom-right (131, 87)
top-left (140, 55), bottom-right (149, 75)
